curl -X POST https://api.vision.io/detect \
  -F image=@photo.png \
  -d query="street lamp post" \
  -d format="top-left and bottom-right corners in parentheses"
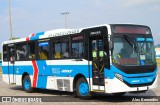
top-left (8, 0), bottom-right (13, 40)
top-left (61, 12), bottom-right (69, 28)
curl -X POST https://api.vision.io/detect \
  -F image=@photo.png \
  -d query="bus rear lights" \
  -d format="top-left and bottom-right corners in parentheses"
top-left (114, 73), bottom-right (123, 81)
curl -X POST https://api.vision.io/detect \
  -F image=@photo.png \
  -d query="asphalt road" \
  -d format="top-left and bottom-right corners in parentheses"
top-left (0, 67), bottom-right (160, 105)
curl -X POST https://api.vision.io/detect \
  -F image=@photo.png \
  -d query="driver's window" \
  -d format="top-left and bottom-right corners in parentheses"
top-left (71, 35), bottom-right (84, 58)
top-left (113, 38), bottom-right (123, 56)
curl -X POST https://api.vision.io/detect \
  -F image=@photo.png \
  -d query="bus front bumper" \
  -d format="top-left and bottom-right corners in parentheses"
top-left (104, 75), bottom-right (158, 93)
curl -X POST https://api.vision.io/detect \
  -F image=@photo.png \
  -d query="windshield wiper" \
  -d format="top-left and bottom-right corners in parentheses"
top-left (123, 35), bottom-right (137, 53)
top-left (123, 35), bottom-right (133, 47)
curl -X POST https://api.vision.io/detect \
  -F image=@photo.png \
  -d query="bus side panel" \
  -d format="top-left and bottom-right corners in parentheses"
top-left (2, 59), bottom-right (91, 92)
top-left (2, 65), bottom-right (17, 84)
top-left (35, 60), bottom-right (51, 89)
top-left (2, 62), bottom-right (10, 84)
top-left (3, 61), bottom-right (34, 86)
top-left (15, 65), bottom-right (34, 85)
top-left (37, 76), bottom-right (48, 88)
top-left (2, 67), bottom-right (9, 83)
top-left (45, 60), bottom-right (91, 92)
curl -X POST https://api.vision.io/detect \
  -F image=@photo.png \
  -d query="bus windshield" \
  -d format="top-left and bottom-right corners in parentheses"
top-left (112, 36), bottom-right (156, 66)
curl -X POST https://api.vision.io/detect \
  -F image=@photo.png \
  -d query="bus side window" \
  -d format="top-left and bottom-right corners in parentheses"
top-left (71, 35), bottom-right (84, 58)
top-left (38, 41), bottom-right (49, 60)
top-left (62, 38), bottom-right (69, 58)
top-left (53, 37), bottom-right (69, 59)
top-left (3, 45), bottom-right (8, 61)
top-left (28, 42), bottom-right (36, 60)
top-left (16, 43), bottom-right (27, 60)
top-left (54, 41), bottom-right (61, 59)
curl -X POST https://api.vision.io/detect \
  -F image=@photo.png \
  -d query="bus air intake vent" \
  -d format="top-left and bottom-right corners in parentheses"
top-left (57, 79), bottom-right (70, 91)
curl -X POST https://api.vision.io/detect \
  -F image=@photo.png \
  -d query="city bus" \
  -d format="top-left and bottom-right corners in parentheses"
top-left (1, 24), bottom-right (158, 99)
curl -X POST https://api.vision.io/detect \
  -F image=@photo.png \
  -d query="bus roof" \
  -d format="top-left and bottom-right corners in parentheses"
top-left (2, 23), bottom-right (149, 45)
top-left (2, 24), bottom-right (111, 45)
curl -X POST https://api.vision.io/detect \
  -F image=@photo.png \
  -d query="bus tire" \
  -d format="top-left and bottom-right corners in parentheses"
top-left (22, 75), bottom-right (33, 93)
top-left (76, 77), bottom-right (91, 99)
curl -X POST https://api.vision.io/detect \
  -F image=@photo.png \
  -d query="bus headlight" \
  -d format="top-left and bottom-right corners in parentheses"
top-left (114, 73), bottom-right (123, 81)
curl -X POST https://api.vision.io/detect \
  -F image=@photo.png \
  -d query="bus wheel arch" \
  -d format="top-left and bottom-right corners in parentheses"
top-left (73, 74), bottom-right (91, 99)
top-left (22, 72), bottom-right (29, 88)
top-left (73, 74), bottom-right (86, 92)
top-left (22, 73), bottom-right (33, 93)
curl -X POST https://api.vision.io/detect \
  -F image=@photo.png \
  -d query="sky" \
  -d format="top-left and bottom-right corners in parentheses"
top-left (0, 0), bottom-right (160, 51)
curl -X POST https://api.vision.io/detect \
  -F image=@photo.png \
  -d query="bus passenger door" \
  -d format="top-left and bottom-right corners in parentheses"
top-left (90, 37), bottom-right (105, 90)
top-left (8, 44), bottom-right (16, 84)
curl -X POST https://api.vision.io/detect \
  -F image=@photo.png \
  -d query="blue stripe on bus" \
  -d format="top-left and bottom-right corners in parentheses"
top-left (37, 75), bottom-right (47, 89)
top-left (2, 66), bottom-right (34, 75)
top-left (110, 65), bottom-right (157, 78)
top-left (36, 32), bottom-right (45, 36)
top-left (2, 63), bottom-right (157, 86)
top-left (30, 32), bottom-right (45, 40)
top-left (2, 65), bottom-right (91, 78)
top-left (2, 63), bottom-right (91, 89)
top-left (123, 74), bottom-right (155, 84)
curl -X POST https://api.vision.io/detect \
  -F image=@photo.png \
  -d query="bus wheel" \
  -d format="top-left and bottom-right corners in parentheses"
top-left (76, 77), bottom-right (91, 99)
top-left (22, 75), bottom-right (33, 93)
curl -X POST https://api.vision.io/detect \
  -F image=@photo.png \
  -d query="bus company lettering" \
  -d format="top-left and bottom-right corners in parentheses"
top-left (90, 31), bottom-right (101, 36)
top-left (52, 68), bottom-right (60, 74)
top-left (49, 29), bottom-right (80, 37)
top-left (61, 69), bottom-right (73, 73)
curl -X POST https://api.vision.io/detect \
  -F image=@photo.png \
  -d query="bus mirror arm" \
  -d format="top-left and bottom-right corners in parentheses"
top-left (109, 41), bottom-right (113, 50)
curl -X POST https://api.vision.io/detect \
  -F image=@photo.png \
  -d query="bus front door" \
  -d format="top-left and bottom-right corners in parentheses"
top-left (90, 37), bottom-right (105, 90)
top-left (8, 44), bottom-right (16, 84)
